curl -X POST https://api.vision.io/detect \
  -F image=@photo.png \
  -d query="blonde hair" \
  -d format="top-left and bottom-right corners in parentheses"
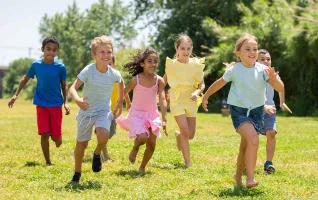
top-left (91, 35), bottom-right (114, 54)
top-left (234, 33), bottom-right (258, 61)
top-left (174, 33), bottom-right (193, 59)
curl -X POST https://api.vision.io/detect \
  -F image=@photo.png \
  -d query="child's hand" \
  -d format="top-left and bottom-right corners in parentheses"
top-left (190, 92), bottom-right (199, 102)
top-left (162, 121), bottom-right (168, 136)
top-left (75, 96), bottom-right (90, 111)
top-left (264, 105), bottom-right (276, 115)
top-left (113, 104), bottom-right (123, 119)
top-left (202, 96), bottom-right (209, 112)
top-left (280, 103), bottom-right (292, 113)
top-left (265, 66), bottom-right (278, 80)
top-left (64, 103), bottom-right (70, 115)
top-left (8, 94), bottom-right (18, 108)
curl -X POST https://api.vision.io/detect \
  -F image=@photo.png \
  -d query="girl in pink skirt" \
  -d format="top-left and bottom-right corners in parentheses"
top-left (116, 48), bottom-right (168, 173)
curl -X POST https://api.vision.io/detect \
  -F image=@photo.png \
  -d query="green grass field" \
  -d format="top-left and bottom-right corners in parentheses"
top-left (0, 99), bottom-right (317, 199)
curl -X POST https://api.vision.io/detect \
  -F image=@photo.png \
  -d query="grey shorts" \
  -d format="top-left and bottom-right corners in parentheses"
top-left (260, 112), bottom-right (277, 135)
top-left (76, 111), bottom-right (113, 142)
top-left (109, 119), bottom-right (117, 139)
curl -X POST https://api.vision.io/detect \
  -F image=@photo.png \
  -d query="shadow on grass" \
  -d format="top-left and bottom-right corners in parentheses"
top-left (114, 169), bottom-right (150, 179)
top-left (24, 161), bottom-right (41, 167)
top-left (218, 186), bottom-right (263, 197)
top-left (62, 181), bottom-right (102, 192)
top-left (153, 162), bottom-right (185, 170)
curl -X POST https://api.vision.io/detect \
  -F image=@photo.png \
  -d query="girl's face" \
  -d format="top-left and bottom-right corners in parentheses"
top-left (141, 53), bottom-right (159, 74)
top-left (176, 40), bottom-right (193, 62)
top-left (236, 39), bottom-right (258, 67)
top-left (257, 53), bottom-right (271, 67)
top-left (92, 44), bottom-right (113, 66)
top-left (42, 42), bottom-right (58, 63)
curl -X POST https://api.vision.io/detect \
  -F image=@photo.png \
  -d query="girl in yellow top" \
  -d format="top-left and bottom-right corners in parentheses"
top-left (164, 33), bottom-right (205, 167)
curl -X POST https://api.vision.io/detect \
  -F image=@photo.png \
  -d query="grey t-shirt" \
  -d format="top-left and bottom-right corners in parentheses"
top-left (77, 63), bottom-right (121, 116)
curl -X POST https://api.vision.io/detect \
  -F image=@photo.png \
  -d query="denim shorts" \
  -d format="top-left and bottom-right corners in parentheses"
top-left (260, 112), bottom-right (277, 135)
top-left (230, 105), bottom-right (264, 134)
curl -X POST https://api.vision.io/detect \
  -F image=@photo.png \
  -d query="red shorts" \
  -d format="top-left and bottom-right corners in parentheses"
top-left (36, 106), bottom-right (63, 138)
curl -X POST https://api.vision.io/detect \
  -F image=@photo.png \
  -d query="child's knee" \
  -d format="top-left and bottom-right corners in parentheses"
top-left (41, 132), bottom-right (50, 140)
top-left (77, 141), bottom-right (89, 150)
top-left (138, 134), bottom-right (148, 144)
top-left (146, 140), bottom-right (156, 151)
top-left (266, 130), bottom-right (276, 138)
top-left (180, 128), bottom-right (190, 138)
top-left (248, 135), bottom-right (259, 146)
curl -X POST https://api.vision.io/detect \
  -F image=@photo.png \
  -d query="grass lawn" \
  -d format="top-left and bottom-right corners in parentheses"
top-left (0, 99), bottom-right (317, 199)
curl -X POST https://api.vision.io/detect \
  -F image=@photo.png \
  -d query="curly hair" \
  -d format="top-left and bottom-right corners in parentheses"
top-left (123, 48), bottom-right (159, 76)
top-left (42, 36), bottom-right (59, 49)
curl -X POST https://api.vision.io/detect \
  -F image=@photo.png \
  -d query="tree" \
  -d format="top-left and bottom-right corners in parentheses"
top-left (3, 58), bottom-right (36, 99)
top-left (39, 0), bottom-right (137, 81)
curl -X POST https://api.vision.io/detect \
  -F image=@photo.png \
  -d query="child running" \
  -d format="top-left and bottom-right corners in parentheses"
top-left (8, 36), bottom-right (70, 166)
top-left (164, 33), bottom-right (205, 168)
top-left (101, 55), bottom-right (131, 161)
top-left (257, 49), bottom-right (291, 174)
top-left (116, 48), bottom-right (167, 173)
top-left (202, 33), bottom-right (284, 188)
top-left (69, 35), bottom-right (124, 183)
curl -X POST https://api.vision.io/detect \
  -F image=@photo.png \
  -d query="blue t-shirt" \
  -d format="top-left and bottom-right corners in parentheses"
top-left (223, 62), bottom-right (269, 109)
top-left (77, 63), bottom-right (122, 116)
top-left (26, 59), bottom-right (67, 107)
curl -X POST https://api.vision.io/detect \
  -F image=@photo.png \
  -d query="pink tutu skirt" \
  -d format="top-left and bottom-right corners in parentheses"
top-left (116, 109), bottom-right (161, 139)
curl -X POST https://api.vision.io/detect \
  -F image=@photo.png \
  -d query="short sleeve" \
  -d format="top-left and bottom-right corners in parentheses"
top-left (26, 62), bottom-right (36, 79)
top-left (77, 66), bottom-right (89, 82)
top-left (113, 69), bottom-right (122, 83)
top-left (60, 64), bottom-right (67, 80)
top-left (223, 67), bottom-right (233, 82)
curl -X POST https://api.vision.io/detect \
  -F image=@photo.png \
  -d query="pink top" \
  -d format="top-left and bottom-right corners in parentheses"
top-left (116, 75), bottom-right (161, 138)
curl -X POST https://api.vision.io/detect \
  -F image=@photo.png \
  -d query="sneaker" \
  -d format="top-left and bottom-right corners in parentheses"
top-left (264, 160), bottom-right (275, 174)
top-left (71, 172), bottom-right (81, 183)
top-left (92, 153), bottom-right (102, 172)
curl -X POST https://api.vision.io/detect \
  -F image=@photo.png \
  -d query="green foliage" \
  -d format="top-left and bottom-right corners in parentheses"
top-left (39, 0), bottom-right (137, 82)
top-left (133, 0), bottom-right (254, 76)
top-left (3, 58), bottom-right (36, 99)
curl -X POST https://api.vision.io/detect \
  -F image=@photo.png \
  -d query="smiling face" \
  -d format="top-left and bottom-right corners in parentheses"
top-left (236, 39), bottom-right (258, 67)
top-left (175, 40), bottom-right (193, 63)
top-left (92, 44), bottom-right (113, 66)
top-left (140, 53), bottom-right (159, 75)
top-left (42, 42), bottom-right (58, 63)
top-left (257, 52), bottom-right (271, 67)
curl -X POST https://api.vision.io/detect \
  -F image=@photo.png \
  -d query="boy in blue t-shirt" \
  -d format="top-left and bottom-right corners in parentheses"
top-left (8, 36), bottom-right (70, 166)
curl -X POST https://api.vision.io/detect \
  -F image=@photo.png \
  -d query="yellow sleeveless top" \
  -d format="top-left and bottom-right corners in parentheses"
top-left (165, 57), bottom-right (205, 105)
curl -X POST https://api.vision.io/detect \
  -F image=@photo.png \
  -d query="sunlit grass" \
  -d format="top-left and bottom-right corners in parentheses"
top-left (0, 99), bottom-right (317, 199)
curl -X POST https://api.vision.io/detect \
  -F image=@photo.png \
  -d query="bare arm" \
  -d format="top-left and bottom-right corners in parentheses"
top-left (61, 80), bottom-right (70, 115)
top-left (8, 75), bottom-right (30, 108)
top-left (163, 73), bottom-right (168, 86)
top-left (266, 67), bottom-right (284, 92)
top-left (121, 78), bottom-right (131, 110)
top-left (202, 77), bottom-right (228, 112)
top-left (69, 78), bottom-right (89, 110)
top-left (123, 77), bottom-right (137, 97)
top-left (158, 77), bottom-right (168, 136)
top-left (113, 81), bottom-right (124, 118)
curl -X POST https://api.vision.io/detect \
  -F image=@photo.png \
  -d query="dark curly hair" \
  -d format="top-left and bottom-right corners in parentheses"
top-left (123, 48), bottom-right (159, 76)
top-left (42, 36), bottom-right (59, 49)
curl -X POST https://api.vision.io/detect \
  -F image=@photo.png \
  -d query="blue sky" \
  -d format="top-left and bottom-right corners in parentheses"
top-left (0, 0), bottom-right (149, 66)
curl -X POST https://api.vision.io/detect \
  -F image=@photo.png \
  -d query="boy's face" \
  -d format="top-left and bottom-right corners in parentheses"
top-left (42, 42), bottom-right (58, 62)
top-left (257, 53), bottom-right (271, 67)
top-left (92, 44), bottom-right (113, 65)
top-left (176, 41), bottom-right (193, 60)
top-left (236, 39), bottom-right (258, 66)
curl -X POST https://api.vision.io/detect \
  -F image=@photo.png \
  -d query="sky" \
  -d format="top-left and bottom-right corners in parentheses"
top-left (0, 0), bottom-right (149, 66)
